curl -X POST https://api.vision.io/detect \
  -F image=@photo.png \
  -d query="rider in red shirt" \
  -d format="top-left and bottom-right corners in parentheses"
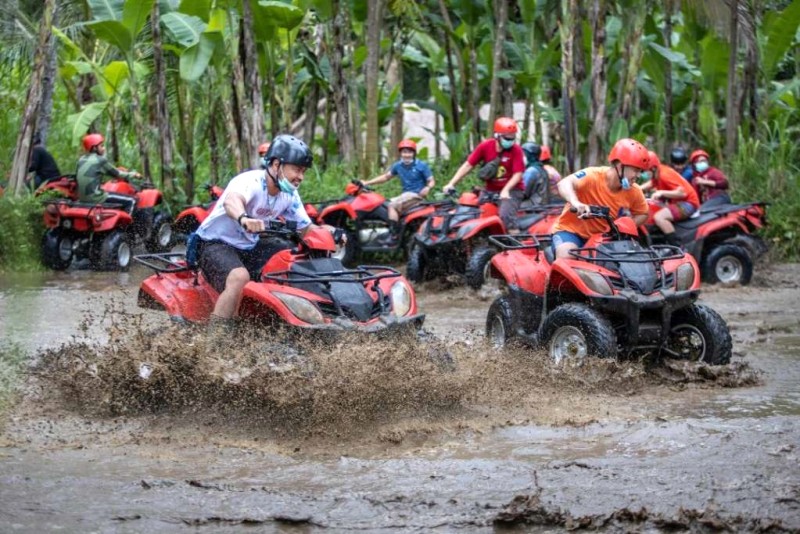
top-left (641, 151), bottom-right (700, 247)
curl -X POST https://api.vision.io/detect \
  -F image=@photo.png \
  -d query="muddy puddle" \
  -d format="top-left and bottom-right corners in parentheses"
top-left (1, 263), bottom-right (799, 531)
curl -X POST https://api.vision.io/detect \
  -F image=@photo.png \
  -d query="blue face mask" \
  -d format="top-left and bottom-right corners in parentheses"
top-left (500, 138), bottom-right (515, 150)
top-left (278, 177), bottom-right (296, 194)
top-left (640, 171), bottom-right (652, 181)
top-left (694, 161), bottom-right (709, 173)
top-left (621, 177), bottom-right (631, 190)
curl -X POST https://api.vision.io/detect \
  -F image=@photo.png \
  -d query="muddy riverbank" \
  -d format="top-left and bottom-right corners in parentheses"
top-left (0, 263), bottom-right (798, 531)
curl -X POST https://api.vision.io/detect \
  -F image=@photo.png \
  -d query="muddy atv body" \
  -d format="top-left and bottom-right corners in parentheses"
top-left (644, 199), bottom-right (768, 286)
top-left (485, 206), bottom-right (732, 365)
top-left (135, 222), bottom-right (425, 334)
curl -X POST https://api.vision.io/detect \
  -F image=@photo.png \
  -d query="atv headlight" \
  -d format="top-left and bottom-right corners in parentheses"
top-left (390, 281), bottom-right (412, 316)
top-left (574, 268), bottom-right (613, 296)
top-left (674, 263), bottom-right (696, 291)
top-left (274, 292), bottom-right (325, 324)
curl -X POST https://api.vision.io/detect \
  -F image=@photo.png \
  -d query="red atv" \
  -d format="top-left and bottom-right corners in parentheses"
top-left (406, 190), bottom-right (559, 285)
top-left (135, 221), bottom-right (424, 333)
top-left (41, 179), bottom-right (174, 271)
top-left (173, 183), bottom-right (225, 239)
top-left (34, 175), bottom-right (79, 199)
top-left (644, 199), bottom-right (768, 285)
top-left (311, 180), bottom-right (454, 265)
top-left (485, 205), bottom-right (732, 365)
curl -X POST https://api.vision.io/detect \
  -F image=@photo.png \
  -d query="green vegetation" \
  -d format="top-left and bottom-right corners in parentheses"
top-left (0, 195), bottom-right (46, 271)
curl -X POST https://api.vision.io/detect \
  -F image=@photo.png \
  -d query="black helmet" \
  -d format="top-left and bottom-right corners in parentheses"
top-left (521, 142), bottom-right (541, 163)
top-left (264, 134), bottom-right (313, 168)
top-left (670, 147), bottom-right (688, 165)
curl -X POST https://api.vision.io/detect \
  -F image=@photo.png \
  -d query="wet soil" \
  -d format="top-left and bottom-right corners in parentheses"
top-left (0, 263), bottom-right (799, 531)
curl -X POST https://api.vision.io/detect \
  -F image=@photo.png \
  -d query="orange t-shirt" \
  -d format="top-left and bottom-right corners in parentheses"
top-left (654, 164), bottom-right (700, 208)
top-left (552, 166), bottom-right (648, 239)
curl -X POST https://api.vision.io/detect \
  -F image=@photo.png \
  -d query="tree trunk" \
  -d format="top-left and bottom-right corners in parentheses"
top-left (242, 0), bottom-right (264, 168)
top-left (363, 0), bottom-right (384, 174)
top-left (725, 0), bottom-right (740, 159)
top-left (151, 2), bottom-right (174, 192)
top-left (440, 26), bottom-right (461, 133)
top-left (37, 3), bottom-right (59, 146)
top-left (587, 0), bottom-right (608, 165)
top-left (232, 22), bottom-right (252, 167)
top-left (663, 0), bottom-right (675, 144)
top-left (209, 99), bottom-right (220, 186)
top-left (322, 95), bottom-right (333, 165)
top-left (437, 0), bottom-right (464, 133)
top-left (559, 0), bottom-right (578, 173)
top-left (330, 1), bottom-right (355, 162)
top-left (469, 44), bottom-right (480, 143)
top-left (216, 68), bottom-right (242, 172)
top-left (617, 4), bottom-right (647, 122)
top-left (177, 81), bottom-right (196, 197)
top-left (10, 0), bottom-right (55, 194)
top-left (128, 55), bottom-right (152, 180)
top-left (387, 56), bottom-right (404, 152)
top-left (303, 24), bottom-right (325, 148)
top-left (488, 0), bottom-right (509, 135)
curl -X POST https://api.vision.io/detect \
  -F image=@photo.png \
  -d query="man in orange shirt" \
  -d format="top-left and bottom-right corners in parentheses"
top-left (641, 150), bottom-right (700, 247)
top-left (551, 138), bottom-right (651, 259)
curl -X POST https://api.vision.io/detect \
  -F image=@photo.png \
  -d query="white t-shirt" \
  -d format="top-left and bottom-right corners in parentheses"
top-left (196, 169), bottom-right (311, 249)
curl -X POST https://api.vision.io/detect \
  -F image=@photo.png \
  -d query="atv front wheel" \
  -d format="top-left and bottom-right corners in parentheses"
top-left (539, 303), bottom-right (616, 364)
top-left (145, 211), bottom-right (175, 253)
top-left (486, 296), bottom-right (516, 348)
top-left (91, 231), bottom-right (131, 271)
top-left (702, 244), bottom-right (753, 285)
top-left (465, 245), bottom-right (498, 290)
top-left (42, 229), bottom-right (73, 270)
top-left (406, 243), bottom-right (428, 283)
top-left (664, 303), bottom-right (732, 365)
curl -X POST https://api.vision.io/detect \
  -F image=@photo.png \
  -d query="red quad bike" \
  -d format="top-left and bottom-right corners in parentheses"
top-left (406, 190), bottom-right (559, 285)
top-left (34, 175), bottom-right (79, 199)
top-left (41, 179), bottom-right (174, 271)
top-left (485, 205), bottom-right (733, 365)
top-left (173, 183), bottom-right (225, 240)
top-left (644, 199), bottom-right (768, 285)
top-left (135, 221), bottom-right (425, 334)
top-left (313, 180), bottom-right (454, 265)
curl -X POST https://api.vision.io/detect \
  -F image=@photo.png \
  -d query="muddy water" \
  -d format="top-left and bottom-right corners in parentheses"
top-left (1, 264), bottom-right (799, 531)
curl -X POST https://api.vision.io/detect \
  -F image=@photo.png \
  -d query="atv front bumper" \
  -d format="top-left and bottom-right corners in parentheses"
top-left (302, 313), bottom-right (426, 334)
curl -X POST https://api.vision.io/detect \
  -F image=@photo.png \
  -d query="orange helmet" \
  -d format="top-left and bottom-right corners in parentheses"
top-left (493, 117), bottom-right (518, 135)
top-left (607, 138), bottom-right (650, 170)
top-left (689, 149), bottom-right (710, 163)
top-left (258, 142), bottom-right (271, 156)
top-left (397, 139), bottom-right (417, 152)
top-left (647, 150), bottom-right (661, 170)
top-left (540, 145), bottom-right (552, 161)
top-left (82, 133), bottom-right (104, 152)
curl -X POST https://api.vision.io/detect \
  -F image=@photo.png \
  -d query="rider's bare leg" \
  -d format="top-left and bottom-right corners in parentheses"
top-left (212, 267), bottom-right (250, 319)
top-left (555, 242), bottom-right (579, 260)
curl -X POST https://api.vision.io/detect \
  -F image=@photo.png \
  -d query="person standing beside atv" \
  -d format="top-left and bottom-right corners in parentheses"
top-left (551, 138), bottom-right (650, 259)
top-left (27, 131), bottom-right (61, 190)
top-left (442, 117), bottom-right (525, 231)
top-left (362, 139), bottom-right (435, 245)
top-left (521, 142), bottom-right (548, 205)
top-left (669, 146), bottom-right (694, 182)
top-left (195, 134), bottom-right (336, 328)
top-left (76, 133), bottom-right (141, 204)
top-left (641, 150), bottom-right (700, 247)
top-left (689, 150), bottom-right (730, 207)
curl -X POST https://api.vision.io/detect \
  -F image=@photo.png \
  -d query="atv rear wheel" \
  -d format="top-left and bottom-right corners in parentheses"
top-left (465, 245), bottom-right (498, 290)
top-left (42, 229), bottom-right (73, 270)
top-left (539, 303), bottom-right (616, 364)
top-left (702, 244), bottom-right (753, 285)
top-left (91, 231), bottom-right (131, 271)
top-left (406, 243), bottom-right (428, 283)
top-left (486, 296), bottom-right (517, 348)
top-left (145, 211), bottom-right (175, 253)
top-left (664, 303), bottom-right (732, 365)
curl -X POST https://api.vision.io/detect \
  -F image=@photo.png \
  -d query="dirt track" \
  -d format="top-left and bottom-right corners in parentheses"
top-left (0, 263), bottom-right (798, 531)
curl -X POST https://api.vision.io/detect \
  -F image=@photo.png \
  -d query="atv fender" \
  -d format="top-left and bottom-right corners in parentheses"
top-left (319, 203), bottom-right (357, 224)
top-left (548, 258), bottom-right (610, 298)
top-left (137, 189), bottom-right (163, 209)
top-left (489, 250), bottom-right (549, 295)
top-left (93, 210), bottom-right (134, 232)
top-left (139, 271), bottom-right (215, 322)
top-left (694, 214), bottom-right (748, 240)
top-left (725, 234), bottom-right (769, 260)
top-left (456, 215), bottom-right (505, 240)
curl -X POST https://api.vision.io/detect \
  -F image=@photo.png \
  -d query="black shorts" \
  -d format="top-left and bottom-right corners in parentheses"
top-left (199, 238), bottom-right (292, 293)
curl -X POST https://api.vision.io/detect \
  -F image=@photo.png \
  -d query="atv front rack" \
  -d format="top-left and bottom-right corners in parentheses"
top-left (134, 252), bottom-right (192, 273)
top-left (262, 265), bottom-right (402, 285)
top-left (568, 245), bottom-right (684, 264)
top-left (488, 233), bottom-right (546, 251)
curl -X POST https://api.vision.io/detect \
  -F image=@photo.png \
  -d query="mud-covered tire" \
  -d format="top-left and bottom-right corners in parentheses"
top-left (465, 245), bottom-right (497, 289)
top-left (91, 231), bottom-right (131, 271)
top-left (539, 303), bottom-right (616, 364)
top-left (486, 296), bottom-right (516, 348)
top-left (41, 229), bottom-right (73, 270)
top-left (664, 303), bottom-right (732, 365)
top-left (702, 244), bottom-right (753, 285)
top-left (406, 243), bottom-right (427, 283)
top-left (145, 211), bottom-right (175, 253)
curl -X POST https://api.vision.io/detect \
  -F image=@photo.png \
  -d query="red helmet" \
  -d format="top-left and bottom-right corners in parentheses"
top-left (493, 117), bottom-right (518, 135)
top-left (607, 138), bottom-right (650, 170)
top-left (540, 145), bottom-right (552, 161)
top-left (647, 150), bottom-right (661, 170)
top-left (689, 149), bottom-right (710, 163)
top-left (82, 133), bottom-right (104, 152)
top-left (397, 139), bottom-right (417, 152)
top-left (258, 142), bottom-right (271, 156)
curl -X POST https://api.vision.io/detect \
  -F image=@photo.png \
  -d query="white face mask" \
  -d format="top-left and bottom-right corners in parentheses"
top-left (694, 161), bottom-right (710, 173)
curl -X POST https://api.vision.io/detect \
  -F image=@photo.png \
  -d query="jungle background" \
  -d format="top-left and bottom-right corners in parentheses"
top-left (0, 0), bottom-right (798, 270)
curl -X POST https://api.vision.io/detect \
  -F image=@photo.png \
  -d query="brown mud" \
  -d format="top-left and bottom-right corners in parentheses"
top-left (0, 263), bottom-right (798, 531)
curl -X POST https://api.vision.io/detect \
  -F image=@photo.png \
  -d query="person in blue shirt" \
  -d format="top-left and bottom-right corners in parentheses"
top-left (669, 146), bottom-right (694, 182)
top-left (363, 139), bottom-right (435, 244)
